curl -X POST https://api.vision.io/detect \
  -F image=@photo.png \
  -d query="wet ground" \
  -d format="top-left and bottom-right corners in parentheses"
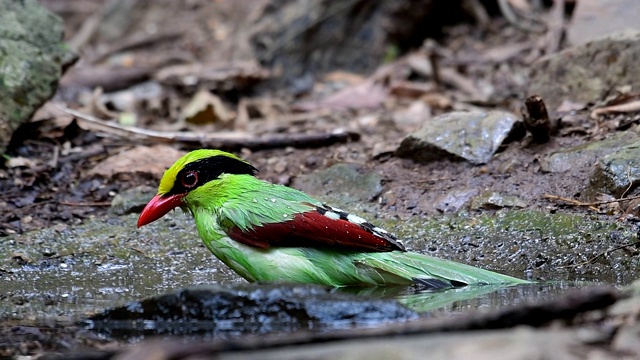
top-left (1, 208), bottom-right (635, 355)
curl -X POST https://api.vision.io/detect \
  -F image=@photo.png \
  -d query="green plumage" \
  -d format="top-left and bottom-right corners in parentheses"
top-left (150, 150), bottom-right (530, 289)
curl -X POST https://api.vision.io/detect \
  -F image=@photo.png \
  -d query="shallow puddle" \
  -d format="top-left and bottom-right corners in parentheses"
top-left (0, 211), bottom-right (631, 348)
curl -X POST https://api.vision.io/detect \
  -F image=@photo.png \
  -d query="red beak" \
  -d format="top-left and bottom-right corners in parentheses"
top-left (137, 194), bottom-right (185, 228)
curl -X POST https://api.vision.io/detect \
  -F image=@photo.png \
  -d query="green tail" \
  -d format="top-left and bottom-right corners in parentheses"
top-left (355, 251), bottom-right (530, 288)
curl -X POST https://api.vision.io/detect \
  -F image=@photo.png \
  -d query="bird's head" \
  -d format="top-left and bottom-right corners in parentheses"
top-left (137, 149), bottom-right (258, 228)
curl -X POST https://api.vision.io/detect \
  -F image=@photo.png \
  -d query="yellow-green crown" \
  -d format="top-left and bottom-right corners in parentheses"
top-left (158, 149), bottom-right (249, 195)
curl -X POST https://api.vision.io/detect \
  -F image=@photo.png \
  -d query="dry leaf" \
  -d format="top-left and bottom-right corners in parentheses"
top-left (87, 145), bottom-right (185, 178)
top-left (292, 82), bottom-right (387, 112)
top-left (6, 157), bottom-right (38, 169)
top-left (182, 89), bottom-right (233, 125)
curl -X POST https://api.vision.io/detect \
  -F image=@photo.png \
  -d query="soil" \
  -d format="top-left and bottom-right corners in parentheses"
top-left (1, 1), bottom-right (603, 237)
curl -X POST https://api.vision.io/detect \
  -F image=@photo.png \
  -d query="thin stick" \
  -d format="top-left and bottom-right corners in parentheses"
top-left (90, 31), bottom-right (183, 64)
top-left (32, 144), bottom-right (107, 172)
top-left (497, 0), bottom-right (546, 33)
top-left (621, 167), bottom-right (634, 199)
top-left (544, 193), bottom-right (640, 208)
top-left (56, 106), bottom-right (359, 150)
top-left (58, 201), bottom-right (113, 207)
top-left (545, 0), bottom-right (565, 54)
top-left (590, 99), bottom-right (640, 119)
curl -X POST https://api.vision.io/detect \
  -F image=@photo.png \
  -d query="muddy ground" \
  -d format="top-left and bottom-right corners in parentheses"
top-left (0, 0), bottom-right (599, 237)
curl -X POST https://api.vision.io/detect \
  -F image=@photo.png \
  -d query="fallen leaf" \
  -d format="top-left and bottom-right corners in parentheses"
top-left (182, 89), bottom-right (233, 124)
top-left (87, 145), bottom-right (185, 178)
top-left (292, 82), bottom-right (387, 112)
top-left (5, 157), bottom-right (37, 169)
top-left (323, 71), bottom-right (366, 85)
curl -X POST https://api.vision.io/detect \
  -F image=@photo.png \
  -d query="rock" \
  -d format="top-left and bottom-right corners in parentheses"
top-left (609, 280), bottom-right (640, 355)
top-left (540, 131), bottom-right (639, 173)
top-left (567, 0), bottom-right (640, 46)
top-left (86, 284), bottom-right (417, 338)
top-left (209, 328), bottom-right (596, 360)
top-left (469, 192), bottom-right (527, 210)
top-left (588, 141), bottom-right (640, 198)
top-left (529, 30), bottom-right (640, 111)
top-left (433, 188), bottom-right (478, 213)
top-left (292, 163), bottom-right (383, 207)
top-left (612, 323), bottom-right (640, 355)
top-left (251, 1), bottom-right (461, 86)
top-left (0, 0), bottom-right (77, 153)
top-left (110, 186), bottom-right (156, 216)
top-left (396, 111), bottom-right (520, 165)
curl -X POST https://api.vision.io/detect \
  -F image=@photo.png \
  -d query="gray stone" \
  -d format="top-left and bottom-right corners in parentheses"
top-left (110, 186), bottom-right (156, 216)
top-left (250, 1), bottom-right (441, 87)
top-left (567, 0), bottom-right (640, 46)
top-left (292, 163), bottom-right (383, 208)
top-left (433, 188), bottom-right (478, 213)
top-left (396, 110), bottom-right (520, 165)
top-left (0, 0), bottom-right (76, 153)
top-left (612, 324), bottom-right (640, 355)
top-left (217, 327), bottom-right (589, 360)
top-left (529, 30), bottom-right (640, 111)
top-left (540, 131), bottom-right (639, 173)
top-left (609, 280), bottom-right (640, 319)
top-left (588, 141), bottom-right (640, 198)
top-left (87, 284), bottom-right (418, 337)
top-left (469, 191), bottom-right (527, 210)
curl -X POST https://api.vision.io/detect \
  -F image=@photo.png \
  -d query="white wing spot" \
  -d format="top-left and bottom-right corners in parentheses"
top-left (373, 227), bottom-right (388, 234)
top-left (346, 214), bottom-right (366, 225)
top-left (324, 211), bottom-right (341, 220)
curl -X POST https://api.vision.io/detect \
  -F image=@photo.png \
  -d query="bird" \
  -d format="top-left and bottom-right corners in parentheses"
top-left (137, 149), bottom-right (529, 290)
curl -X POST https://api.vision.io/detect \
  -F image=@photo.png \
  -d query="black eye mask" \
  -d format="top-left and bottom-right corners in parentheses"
top-left (166, 155), bottom-right (258, 196)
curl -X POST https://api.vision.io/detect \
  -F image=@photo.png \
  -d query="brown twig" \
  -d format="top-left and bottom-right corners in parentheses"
top-left (32, 144), bottom-right (108, 173)
top-left (545, 0), bottom-right (565, 54)
top-left (130, 247), bottom-right (146, 255)
top-left (67, 1), bottom-right (110, 50)
top-left (423, 39), bottom-right (441, 87)
top-left (57, 106), bottom-right (360, 151)
top-left (497, 0), bottom-right (546, 33)
top-left (203, 131), bottom-right (361, 151)
top-left (464, 0), bottom-right (490, 28)
top-left (621, 167), bottom-right (634, 199)
top-left (58, 201), bottom-right (113, 207)
top-left (590, 99), bottom-right (640, 119)
top-left (544, 193), bottom-right (640, 210)
top-left (60, 66), bottom-right (154, 93)
top-left (89, 31), bottom-right (184, 64)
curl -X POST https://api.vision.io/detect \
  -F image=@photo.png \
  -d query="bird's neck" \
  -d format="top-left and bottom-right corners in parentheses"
top-left (190, 207), bottom-right (258, 281)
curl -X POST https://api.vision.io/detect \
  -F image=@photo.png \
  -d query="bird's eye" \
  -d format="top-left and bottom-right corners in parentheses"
top-left (181, 171), bottom-right (198, 188)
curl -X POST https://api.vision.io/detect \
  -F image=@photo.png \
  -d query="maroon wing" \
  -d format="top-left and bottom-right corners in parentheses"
top-left (227, 206), bottom-right (406, 252)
